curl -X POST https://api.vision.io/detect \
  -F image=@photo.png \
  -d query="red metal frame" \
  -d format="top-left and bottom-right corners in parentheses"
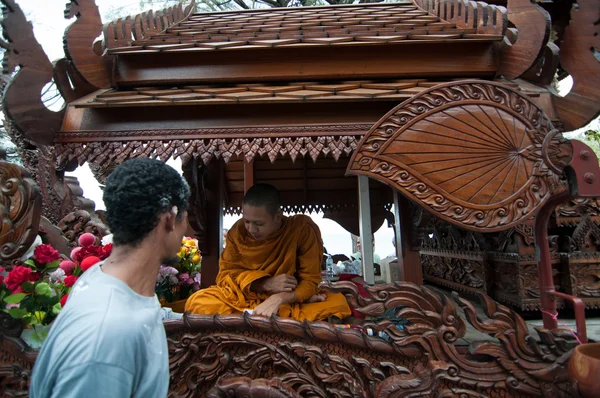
top-left (534, 140), bottom-right (600, 344)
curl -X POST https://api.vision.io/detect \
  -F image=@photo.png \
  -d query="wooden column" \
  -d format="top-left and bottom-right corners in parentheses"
top-left (394, 192), bottom-right (422, 285)
top-left (244, 160), bottom-right (254, 194)
top-left (200, 159), bottom-right (225, 288)
top-left (358, 175), bottom-right (375, 284)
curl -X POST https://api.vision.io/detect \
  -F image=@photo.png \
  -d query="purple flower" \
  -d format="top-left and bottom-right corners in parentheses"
top-left (194, 273), bottom-right (201, 284)
top-left (192, 283), bottom-right (200, 291)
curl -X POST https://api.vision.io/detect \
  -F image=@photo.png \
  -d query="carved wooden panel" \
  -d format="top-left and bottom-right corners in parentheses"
top-left (56, 210), bottom-right (108, 249)
top-left (347, 80), bottom-right (573, 232)
top-left (413, 0), bottom-right (507, 35)
top-left (0, 161), bottom-right (41, 262)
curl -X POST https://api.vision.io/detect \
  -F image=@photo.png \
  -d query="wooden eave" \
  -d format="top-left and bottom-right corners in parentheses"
top-left (104, 2), bottom-right (504, 87)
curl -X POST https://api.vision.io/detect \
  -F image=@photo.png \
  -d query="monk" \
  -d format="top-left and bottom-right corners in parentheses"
top-left (185, 183), bottom-right (351, 321)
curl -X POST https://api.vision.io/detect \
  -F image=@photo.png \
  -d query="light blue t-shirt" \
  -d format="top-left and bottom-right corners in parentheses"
top-left (30, 264), bottom-right (169, 398)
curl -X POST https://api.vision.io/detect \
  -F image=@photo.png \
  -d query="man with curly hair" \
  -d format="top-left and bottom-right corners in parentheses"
top-left (30, 158), bottom-right (190, 398)
top-left (186, 183), bottom-right (351, 321)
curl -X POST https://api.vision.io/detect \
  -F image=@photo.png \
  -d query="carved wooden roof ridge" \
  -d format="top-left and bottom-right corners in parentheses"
top-left (105, 1), bottom-right (506, 56)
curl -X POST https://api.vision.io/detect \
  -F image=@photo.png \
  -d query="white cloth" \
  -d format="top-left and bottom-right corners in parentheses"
top-left (30, 264), bottom-right (169, 398)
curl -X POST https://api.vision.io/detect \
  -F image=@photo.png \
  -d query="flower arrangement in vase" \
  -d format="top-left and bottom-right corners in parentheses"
top-left (156, 237), bottom-right (201, 311)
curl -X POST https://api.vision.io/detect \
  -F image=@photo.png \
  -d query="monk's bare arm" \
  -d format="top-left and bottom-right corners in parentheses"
top-left (251, 274), bottom-right (297, 294)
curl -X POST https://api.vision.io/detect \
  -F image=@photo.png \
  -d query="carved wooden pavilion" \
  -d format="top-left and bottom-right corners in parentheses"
top-left (1, 0), bottom-right (600, 396)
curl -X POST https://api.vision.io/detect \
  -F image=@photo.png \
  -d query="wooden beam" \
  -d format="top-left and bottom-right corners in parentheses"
top-left (200, 159), bottom-right (225, 288)
top-left (114, 42), bottom-right (497, 86)
top-left (243, 160), bottom-right (254, 194)
top-left (358, 175), bottom-right (375, 285)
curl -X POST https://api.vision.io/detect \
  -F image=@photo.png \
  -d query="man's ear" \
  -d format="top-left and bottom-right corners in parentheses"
top-left (164, 208), bottom-right (177, 232)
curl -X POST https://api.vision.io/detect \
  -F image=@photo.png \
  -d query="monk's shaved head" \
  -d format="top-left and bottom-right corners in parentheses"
top-left (243, 183), bottom-right (281, 216)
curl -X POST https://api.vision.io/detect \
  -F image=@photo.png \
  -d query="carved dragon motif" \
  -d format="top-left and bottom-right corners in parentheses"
top-left (0, 0), bottom-right (64, 146)
top-left (163, 281), bottom-right (578, 397)
top-left (63, 0), bottom-right (111, 90)
top-left (552, 0), bottom-right (600, 131)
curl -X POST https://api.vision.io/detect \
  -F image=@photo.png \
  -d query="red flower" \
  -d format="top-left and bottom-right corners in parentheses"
top-left (0, 275), bottom-right (4, 286)
top-left (60, 294), bottom-right (69, 307)
top-left (33, 244), bottom-right (60, 264)
top-left (63, 275), bottom-right (78, 288)
top-left (4, 266), bottom-right (32, 292)
top-left (101, 244), bottom-right (112, 259)
top-left (80, 256), bottom-right (101, 272)
top-left (28, 272), bottom-right (41, 282)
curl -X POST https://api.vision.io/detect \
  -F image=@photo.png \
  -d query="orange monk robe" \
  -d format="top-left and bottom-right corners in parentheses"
top-left (185, 215), bottom-right (351, 321)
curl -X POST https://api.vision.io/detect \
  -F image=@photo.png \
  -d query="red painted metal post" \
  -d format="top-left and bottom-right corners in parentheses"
top-left (534, 190), bottom-right (570, 331)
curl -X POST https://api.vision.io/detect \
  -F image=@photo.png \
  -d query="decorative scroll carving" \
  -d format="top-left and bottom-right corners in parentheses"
top-left (0, 364), bottom-right (30, 397)
top-left (63, 0), bottom-right (110, 89)
top-left (347, 80), bottom-right (573, 232)
top-left (0, 0), bottom-right (65, 146)
top-left (56, 210), bottom-right (108, 248)
top-left (413, 0), bottom-right (507, 35)
top-left (553, 0), bottom-right (600, 131)
top-left (422, 255), bottom-right (487, 293)
top-left (103, 0), bottom-right (195, 50)
top-left (556, 198), bottom-right (600, 219)
top-left (164, 281), bottom-right (577, 397)
top-left (56, 135), bottom-right (360, 169)
top-left (0, 161), bottom-right (41, 262)
top-left (498, 0), bottom-right (553, 80)
top-left (207, 377), bottom-right (301, 398)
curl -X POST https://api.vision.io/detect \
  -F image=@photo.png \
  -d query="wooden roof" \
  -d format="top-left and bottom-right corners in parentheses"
top-left (106, 2), bottom-right (503, 56)
top-left (72, 79), bottom-right (460, 108)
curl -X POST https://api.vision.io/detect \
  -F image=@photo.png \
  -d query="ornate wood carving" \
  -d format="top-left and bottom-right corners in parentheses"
top-left (103, 0), bottom-right (195, 50)
top-left (0, 0), bottom-right (64, 146)
top-left (498, 0), bottom-right (553, 80)
top-left (56, 135), bottom-right (360, 169)
top-left (56, 210), bottom-right (108, 248)
top-left (347, 80), bottom-right (573, 232)
top-left (63, 0), bottom-right (111, 89)
top-left (413, 0), bottom-right (507, 35)
top-left (552, 0), bottom-right (600, 131)
top-left (0, 161), bottom-right (41, 262)
top-left (164, 281), bottom-right (577, 397)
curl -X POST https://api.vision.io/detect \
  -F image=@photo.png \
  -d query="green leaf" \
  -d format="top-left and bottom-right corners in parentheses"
top-left (4, 293), bottom-right (27, 304)
top-left (36, 295), bottom-right (59, 307)
top-left (44, 259), bottom-right (60, 271)
top-left (24, 259), bottom-right (36, 268)
top-left (52, 302), bottom-right (62, 315)
top-left (21, 282), bottom-right (34, 293)
top-left (8, 308), bottom-right (29, 319)
top-left (34, 283), bottom-right (52, 297)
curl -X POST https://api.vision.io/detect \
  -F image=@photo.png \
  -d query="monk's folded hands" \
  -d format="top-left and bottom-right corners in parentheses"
top-left (253, 291), bottom-right (297, 317)
top-left (251, 274), bottom-right (298, 294)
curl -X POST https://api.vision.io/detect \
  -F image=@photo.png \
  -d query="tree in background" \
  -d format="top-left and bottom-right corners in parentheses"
top-left (103, 0), bottom-right (386, 20)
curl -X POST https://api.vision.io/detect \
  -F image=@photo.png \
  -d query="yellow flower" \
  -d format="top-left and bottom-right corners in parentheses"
top-left (185, 239), bottom-right (197, 248)
top-left (192, 254), bottom-right (201, 264)
top-left (177, 247), bottom-right (188, 258)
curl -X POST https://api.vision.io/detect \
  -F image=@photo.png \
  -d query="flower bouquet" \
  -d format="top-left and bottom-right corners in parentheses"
top-left (0, 243), bottom-right (66, 349)
top-left (156, 237), bottom-right (201, 312)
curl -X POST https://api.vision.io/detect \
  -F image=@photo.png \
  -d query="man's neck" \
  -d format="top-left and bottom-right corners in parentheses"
top-left (101, 243), bottom-right (161, 297)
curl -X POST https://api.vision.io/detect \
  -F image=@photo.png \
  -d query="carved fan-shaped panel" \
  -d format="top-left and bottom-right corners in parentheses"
top-left (0, 161), bottom-right (42, 260)
top-left (347, 81), bottom-right (573, 232)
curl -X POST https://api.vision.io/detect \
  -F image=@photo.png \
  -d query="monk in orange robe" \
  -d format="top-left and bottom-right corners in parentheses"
top-left (185, 183), bottom-right (351, 321)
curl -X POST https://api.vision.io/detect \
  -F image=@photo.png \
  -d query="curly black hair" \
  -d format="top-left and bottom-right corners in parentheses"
top-left (103, 158), bottom-right (190, 246)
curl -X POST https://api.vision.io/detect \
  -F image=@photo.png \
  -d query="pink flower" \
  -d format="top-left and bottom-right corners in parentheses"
top-left (192, 283), bottom-right (200, 291)
top-left (186, 278), bottom-right (194, 285)
top-left (59, 260), bottom-right (76, 275)
top-left (78, 233), bottom-right (96, 248)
